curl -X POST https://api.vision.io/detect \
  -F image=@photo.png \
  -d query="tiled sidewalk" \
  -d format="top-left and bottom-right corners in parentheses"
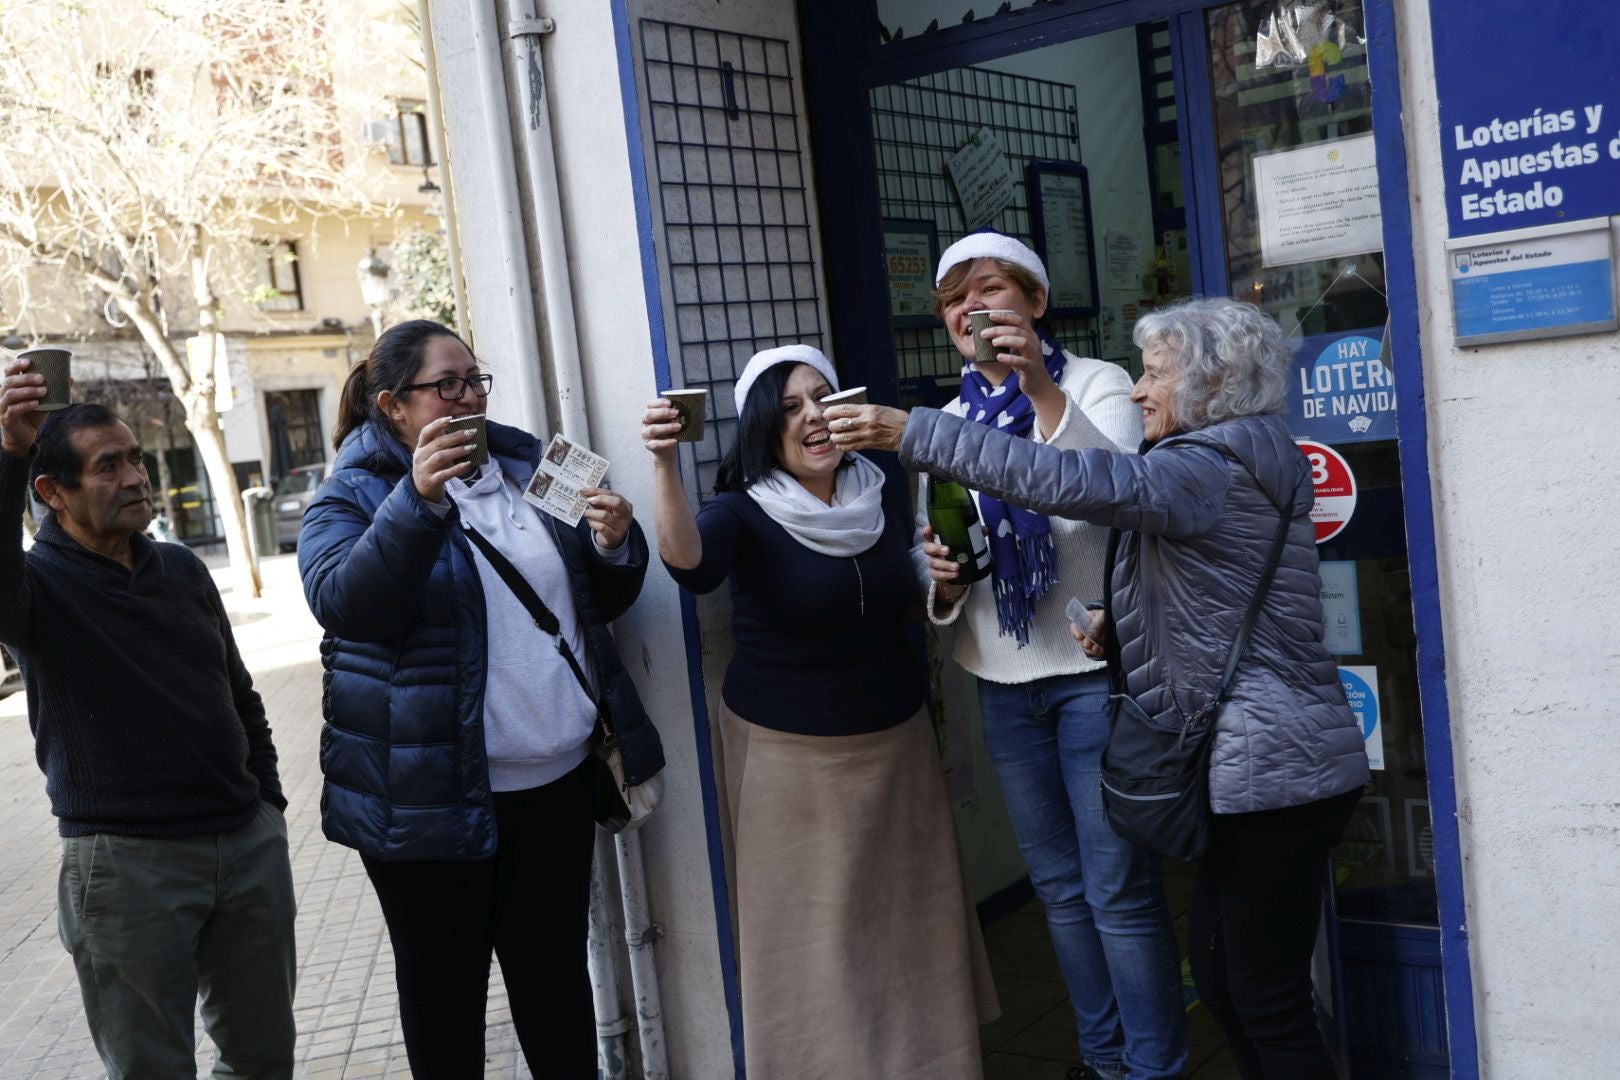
top-left (0, 553), bottom-right (530, 1079)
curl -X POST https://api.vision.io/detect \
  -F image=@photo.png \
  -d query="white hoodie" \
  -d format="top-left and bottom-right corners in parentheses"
top-left (435, 465), bottom-right (628, 791)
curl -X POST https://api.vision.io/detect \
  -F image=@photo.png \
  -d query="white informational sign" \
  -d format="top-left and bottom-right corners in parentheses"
top-left (1447, 218), bottom-right (1617, 346)
top-left (1105, 229), bottom-right (1141, 290)
top-left (946, 127), bottom-right (1016, 230)
top-left (1296, 438), bottom-right (1358, 544)
top-left (1338, 665), bottom-right (1384, 771)
top-left (1318, 560), bottom-right (1363, 655)
top-left (1253, 133), bottom-right (1383, 267)
top-left (523, 434), bottom-right (609, 526)
top-left (1033, 169), bottom-right (1095, 312)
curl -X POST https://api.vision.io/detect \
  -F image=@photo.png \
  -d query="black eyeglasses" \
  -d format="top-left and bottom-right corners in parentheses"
top-left (400, 374), bottom-right (493, 401)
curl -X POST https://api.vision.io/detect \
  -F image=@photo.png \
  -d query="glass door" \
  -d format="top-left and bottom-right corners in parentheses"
top-left (1196, 2), bottom-right (1446, 1074)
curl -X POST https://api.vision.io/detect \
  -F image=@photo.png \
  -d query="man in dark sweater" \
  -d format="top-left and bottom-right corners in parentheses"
top-left (1, 359), bottom-right (295, 1078)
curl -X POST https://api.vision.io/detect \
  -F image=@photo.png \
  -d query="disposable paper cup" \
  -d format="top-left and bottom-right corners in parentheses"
top-left (968, 310), bottom-right (1015, 367)
top-left (18, 347), bottom-right (72, 412)
top-left (446, 413), bottom-right (488, 469)
top-left (662, 389), bottom-right (708, 443)
top-left (819, 386), bottom-right (868, 407)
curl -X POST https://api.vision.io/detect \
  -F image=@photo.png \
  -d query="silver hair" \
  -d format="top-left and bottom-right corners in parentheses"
top-left (1131, 297), bottom-right (1291, 429)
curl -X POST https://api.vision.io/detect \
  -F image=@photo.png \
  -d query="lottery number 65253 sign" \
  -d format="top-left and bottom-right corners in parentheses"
top-left (882, 218), bottom-right (940, 329)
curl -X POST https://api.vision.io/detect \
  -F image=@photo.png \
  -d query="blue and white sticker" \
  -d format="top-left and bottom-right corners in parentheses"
top-left (1338, 665), bottom-right (1384, 771)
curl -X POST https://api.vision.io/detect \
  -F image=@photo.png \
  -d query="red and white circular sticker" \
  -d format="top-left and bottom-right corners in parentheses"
top-left (1296, 439), bottom-right (1356, 544)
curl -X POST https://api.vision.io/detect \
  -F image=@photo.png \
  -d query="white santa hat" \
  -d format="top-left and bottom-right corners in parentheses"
top-left (732, 344), bottom-right (839, 415)
top-left (934, 230), bottom-right (1050, 290)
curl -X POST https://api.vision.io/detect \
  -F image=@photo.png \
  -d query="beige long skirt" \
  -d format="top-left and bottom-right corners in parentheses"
top-left (720, 704), bottom-right (999, 1080)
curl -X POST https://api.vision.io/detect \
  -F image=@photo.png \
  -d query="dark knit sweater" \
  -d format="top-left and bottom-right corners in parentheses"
top-left (0, 452), bottom-right (284, 837)
top-left (664, 479), bottom-right (926, 737)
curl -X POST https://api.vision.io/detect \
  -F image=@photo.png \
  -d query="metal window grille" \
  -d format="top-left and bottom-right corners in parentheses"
top-left (869, 67), bottom-right (1094, 396)
top-left (641, 19), bottom-right (822, 498)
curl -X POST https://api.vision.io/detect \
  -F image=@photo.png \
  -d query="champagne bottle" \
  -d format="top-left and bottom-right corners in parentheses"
top-left (927, 477), bottom-right (992, 584)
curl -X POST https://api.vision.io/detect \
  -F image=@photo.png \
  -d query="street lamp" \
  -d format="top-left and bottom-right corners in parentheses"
top-left (356, 251), bottom-right (391, 338)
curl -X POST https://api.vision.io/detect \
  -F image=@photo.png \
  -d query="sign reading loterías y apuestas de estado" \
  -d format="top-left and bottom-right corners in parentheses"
top-left (1432, 0), bottom-right (1620, 237)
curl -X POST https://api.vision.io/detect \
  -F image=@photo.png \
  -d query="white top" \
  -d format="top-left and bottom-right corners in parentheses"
top-left (434, 466), bottom-right (628, 791)
top-left (911, 353), bottom-right (1143, 685)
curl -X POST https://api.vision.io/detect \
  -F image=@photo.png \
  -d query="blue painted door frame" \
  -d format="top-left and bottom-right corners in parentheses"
top-left (798, 1), bottom-right (1478, 1075)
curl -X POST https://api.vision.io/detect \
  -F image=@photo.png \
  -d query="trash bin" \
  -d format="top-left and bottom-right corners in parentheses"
top-left (242, 486), bottom-right (276, 565)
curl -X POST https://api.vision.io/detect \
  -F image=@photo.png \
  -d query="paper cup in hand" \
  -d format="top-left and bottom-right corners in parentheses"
top-left (662, 389), bottom-right (707, 443)
top-left (446, 413), bottom-right (488, 469)
top-left (18, 348), bottom-right (72, 412)
top-left (819, 386), bottom-right (868, 407)
top-left (968, 310), bottom-right (1014, 367)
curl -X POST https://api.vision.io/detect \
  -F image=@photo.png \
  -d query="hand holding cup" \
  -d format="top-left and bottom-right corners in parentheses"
top-left (974, 310), bottom-right (1050, 392)
top-left (825, 403), bottom-right (910, 453)
top-left (0, 357), bottom-right (49, 457)
top-left (412, 416), bottom-right (476, 503)
top-left (641, 398), bottom-right (685, 462)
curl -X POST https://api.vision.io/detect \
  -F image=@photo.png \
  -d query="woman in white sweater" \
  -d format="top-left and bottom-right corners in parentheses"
top-left (915, 233), bottom-right (1187, 1080)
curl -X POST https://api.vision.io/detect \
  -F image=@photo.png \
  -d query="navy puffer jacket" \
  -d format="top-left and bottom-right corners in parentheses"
top-left (298, 418), bottom-right (659, 860)
top-left (901, 408), bottom-right (1368, 814)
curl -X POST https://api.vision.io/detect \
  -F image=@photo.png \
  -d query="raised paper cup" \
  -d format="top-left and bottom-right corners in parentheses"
top-left (819, 386), bottom-right (868, 407)
top-left (662, 388), bottom-right (708, 443)
top-left (968, 310), bottom-right (1015, 367)
top-left (445, 413), bottom-right (489, 469)
top-left (18, 347), bottom-right (72, 412)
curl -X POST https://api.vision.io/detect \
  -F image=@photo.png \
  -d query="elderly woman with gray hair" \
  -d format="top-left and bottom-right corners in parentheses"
top-left (829, 296), bottom-right (1369, 1080)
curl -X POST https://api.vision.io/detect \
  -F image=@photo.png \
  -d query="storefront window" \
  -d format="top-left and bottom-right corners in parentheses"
top-left (1206, 0), bottom-right (1437, 924)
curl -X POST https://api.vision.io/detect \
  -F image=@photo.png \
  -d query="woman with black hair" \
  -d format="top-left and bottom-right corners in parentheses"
top-left (300, 319), bottom-right (661, 1077)
top-left (641, 345), bottom-right (996, 1078)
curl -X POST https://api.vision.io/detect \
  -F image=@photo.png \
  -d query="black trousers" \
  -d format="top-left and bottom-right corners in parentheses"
top-left (363, 761), bottom-right (597, 1079)
top-left (1187, 788), bottom-right (1361, 1080)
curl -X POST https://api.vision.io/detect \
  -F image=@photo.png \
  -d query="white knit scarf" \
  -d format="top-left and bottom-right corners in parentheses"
top-left (746, 452), bottom-right (887, 557)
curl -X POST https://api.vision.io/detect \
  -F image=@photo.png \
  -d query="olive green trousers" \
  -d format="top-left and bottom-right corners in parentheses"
top-left (57, 801), bottom-right (297, 1080)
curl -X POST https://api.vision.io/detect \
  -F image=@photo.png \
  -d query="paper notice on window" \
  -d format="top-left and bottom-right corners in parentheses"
top-left (1252, 134), bottom-right (1383, 268)
top-left (946, 126), bottom-right (1016, 230)
top-left (1105, 230), bottom-right (1141, 290)
top-left (523, 435), bottom-right (609, 526)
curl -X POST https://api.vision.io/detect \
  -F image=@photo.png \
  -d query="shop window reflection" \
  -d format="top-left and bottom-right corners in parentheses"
top-left (1207, 0), bottom-right (1438, 925)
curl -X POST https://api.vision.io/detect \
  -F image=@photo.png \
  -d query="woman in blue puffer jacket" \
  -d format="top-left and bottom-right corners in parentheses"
top-left (298, 319), bottom-right (659, 1078)
top-left (828, 297), bottom-right (1369, 1080)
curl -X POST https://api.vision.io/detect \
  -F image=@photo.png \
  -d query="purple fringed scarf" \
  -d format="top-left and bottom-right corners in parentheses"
top-left (956, 328), bottom-right (1067, 645)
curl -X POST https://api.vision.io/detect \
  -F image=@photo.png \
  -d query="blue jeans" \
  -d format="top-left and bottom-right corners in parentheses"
top-left (978, 671), bottom-right (1188, 1080)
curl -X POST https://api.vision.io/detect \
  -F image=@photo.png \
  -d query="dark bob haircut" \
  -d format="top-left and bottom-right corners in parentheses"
top-left (715, 361), bottom-right (846, 493)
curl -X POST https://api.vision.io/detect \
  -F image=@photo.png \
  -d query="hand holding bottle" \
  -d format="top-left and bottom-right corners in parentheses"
top-left (927, 478), bottom-right (992, 585)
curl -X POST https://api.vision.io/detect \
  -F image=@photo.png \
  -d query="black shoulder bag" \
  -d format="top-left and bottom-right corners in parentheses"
top-left (461, 524), bottom-right (661, 833)
top-left (1097, 500), bottom-right (1290, 861)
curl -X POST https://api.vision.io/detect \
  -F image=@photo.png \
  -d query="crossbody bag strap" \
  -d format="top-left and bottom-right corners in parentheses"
top-left (1197, 501), bottom-right (1292, 721)
top-left (460, 523), bottom-right (605, 727)
top-left (1101, 527), bottom-right (1124, 692)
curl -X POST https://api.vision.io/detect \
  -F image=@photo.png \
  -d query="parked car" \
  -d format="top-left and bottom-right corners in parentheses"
top-left (273, 462), bottom-right (331, 553)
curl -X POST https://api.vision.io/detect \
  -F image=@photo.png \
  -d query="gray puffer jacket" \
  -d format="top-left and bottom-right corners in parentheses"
top-left (902, 408), bottom-right (1369, 814)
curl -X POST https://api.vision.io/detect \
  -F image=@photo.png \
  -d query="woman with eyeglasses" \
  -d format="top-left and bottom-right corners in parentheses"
top-left (298, 319), bottom-right (659, 1077)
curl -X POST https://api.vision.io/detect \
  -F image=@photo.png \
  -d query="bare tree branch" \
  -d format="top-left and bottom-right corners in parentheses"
top-left (0, 0), bottom-right (399, 598)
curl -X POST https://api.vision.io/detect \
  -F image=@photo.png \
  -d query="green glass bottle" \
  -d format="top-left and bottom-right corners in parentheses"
top-left (927, 477), bottom-right (993, 584)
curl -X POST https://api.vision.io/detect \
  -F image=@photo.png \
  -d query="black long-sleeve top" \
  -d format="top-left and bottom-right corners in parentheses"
top-left (0, 451), bottom-right (284, 837)
top-left (665, 479), bottom-right (927, 737)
